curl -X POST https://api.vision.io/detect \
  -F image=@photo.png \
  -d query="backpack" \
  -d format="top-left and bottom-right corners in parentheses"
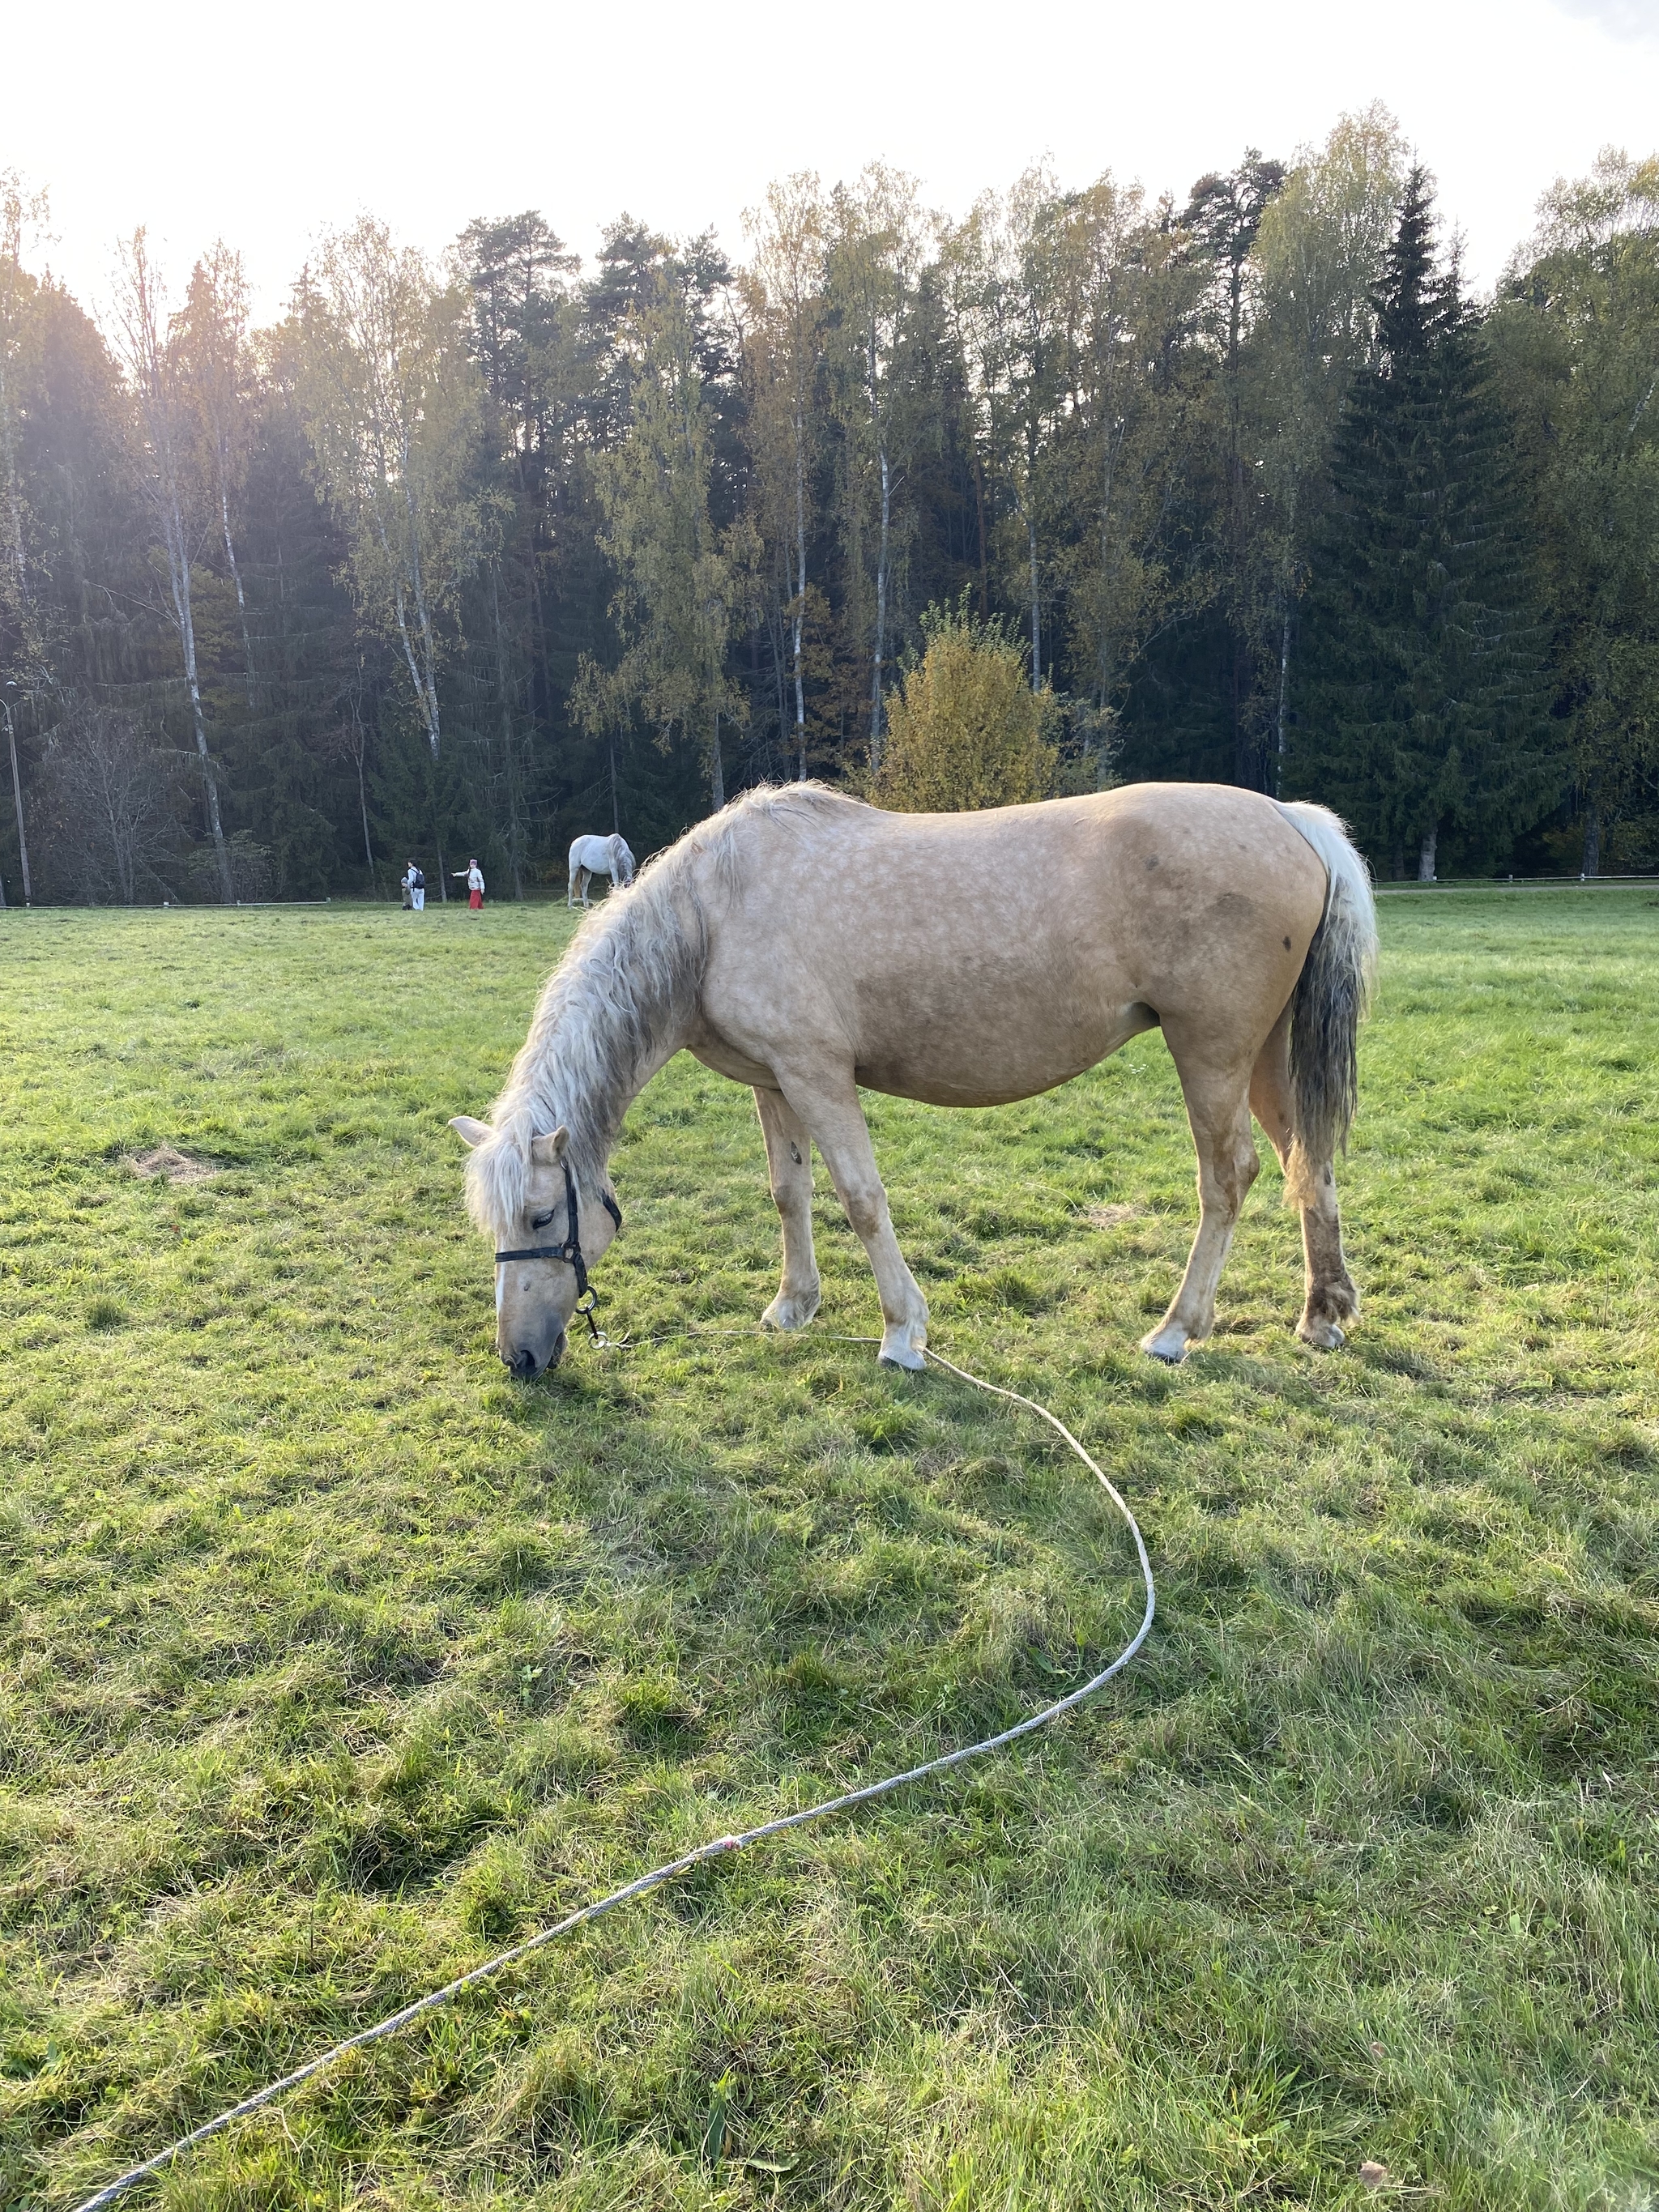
top-left (410, 868), bottom-right (424, 889)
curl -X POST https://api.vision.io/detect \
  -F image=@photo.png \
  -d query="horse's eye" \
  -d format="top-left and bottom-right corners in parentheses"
top-left (531, 1210), bottom-right (557, 1231)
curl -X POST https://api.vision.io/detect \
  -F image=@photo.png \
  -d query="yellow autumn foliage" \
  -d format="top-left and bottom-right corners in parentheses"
top-left (872, 616), bottom-right (1058, 813)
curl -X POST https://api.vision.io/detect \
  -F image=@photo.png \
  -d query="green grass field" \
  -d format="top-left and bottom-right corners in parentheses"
top-left (2, 887), bottom-right (1657, 2212)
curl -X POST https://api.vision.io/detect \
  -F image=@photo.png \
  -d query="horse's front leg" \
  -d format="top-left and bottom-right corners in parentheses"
top-left (777, 1072), bottom-right (928, 1369)
top-left (754, 1087), bottom-right (821, 1331)
top-left (1142, 1038), bottom-right (1260, 1363)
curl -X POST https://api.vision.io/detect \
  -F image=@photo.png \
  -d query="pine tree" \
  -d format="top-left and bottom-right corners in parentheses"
top-left (1290, 169), bottom-right (1555, 877)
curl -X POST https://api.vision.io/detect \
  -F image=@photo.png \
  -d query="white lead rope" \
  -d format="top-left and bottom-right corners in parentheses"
top-left (69, 1333), bottom-right (1154, 2211)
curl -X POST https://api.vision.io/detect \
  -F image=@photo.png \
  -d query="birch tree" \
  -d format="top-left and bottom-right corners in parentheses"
top-left (296, 218), bottom-right (489, 765)
top-left (1047, 177), bottom-right (1211, 727)
top-left (1491, 149), bottom-right (1659, 872)
top-left (0, 173), bottom-right (49, 682)
top-left (744, 175), bottom-right (826, 779)
top-left (942, 168), bottom-right (1068, 691)
top-left (112, 230), bottom-right (234, 903)
top-left (176, 243), bottom-right (258, 705)
top-left (588, 265), bottom-right (751, 811)
top-left (827, 167), bottom-right (927, 768)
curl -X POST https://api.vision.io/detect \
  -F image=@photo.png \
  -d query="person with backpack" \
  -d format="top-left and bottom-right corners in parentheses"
top-left (402, 860), bottom-right (425, 911)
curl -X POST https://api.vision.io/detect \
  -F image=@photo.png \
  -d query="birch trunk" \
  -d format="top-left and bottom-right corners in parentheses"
top-left (403, 483), bottom-right (442, 756)
top-left (768, 593), bottom-right (788, 758)
top-left (973, 448), bottom-right (989, 618)
top-left (380, 510), bottom-right (443, 766)
top-left (491, 565), bottom-right (526, 897)
top-left (0, 345), bottom-right (26, 600)
top-left (710, 710), bottom-right (725, 810)
top-left (792, 401), bottom-right (808, 780)
top-left (870, 442), bottom-right (890, 769)
top-left (219, 472), bottom-right (257, 707)
top-left (865, 309), bottom-right (892, 771)
top-left (164, 507), bottom-right (234, 903)
top-left (389, 571), bottom-right (431, 747)
top-left (1417, 823), bottom-right (1439, 882)
top-left (355, 744), bottom-right (373, 877)
top-left (1028, 511), bottom-right (1041, 690)
top-left (383, 562), bottom-right (447, 900)
top-left (4, 702), bottom-right (30, 905)
top-left (1274, 604), bottom-right (1292, 795)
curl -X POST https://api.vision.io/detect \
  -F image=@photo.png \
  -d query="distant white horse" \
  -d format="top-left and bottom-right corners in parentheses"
top-left (455, 782), bottom-right (1376, 1379)
top-left (567, 833), bottom-right (634, 907)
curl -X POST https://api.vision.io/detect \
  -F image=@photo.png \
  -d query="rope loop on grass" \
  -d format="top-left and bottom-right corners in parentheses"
top-left (69, 1330), bottom-right (1154, 2212)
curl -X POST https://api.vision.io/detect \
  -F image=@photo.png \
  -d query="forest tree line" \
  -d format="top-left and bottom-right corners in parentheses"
top-left (0, 109), bottom-right (1655, 905)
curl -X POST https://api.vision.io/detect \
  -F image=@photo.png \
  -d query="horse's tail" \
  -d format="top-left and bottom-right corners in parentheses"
top-left (1275, 801), bottom-right (1377, 1204)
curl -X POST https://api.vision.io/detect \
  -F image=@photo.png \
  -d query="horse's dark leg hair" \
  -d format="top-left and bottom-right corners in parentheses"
top-left (1249, 1011), bottom-right (1357, 1349)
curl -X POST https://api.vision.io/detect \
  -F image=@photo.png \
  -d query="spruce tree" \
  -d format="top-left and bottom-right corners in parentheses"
top-left (1290, 169), bottom-right (1555, 877)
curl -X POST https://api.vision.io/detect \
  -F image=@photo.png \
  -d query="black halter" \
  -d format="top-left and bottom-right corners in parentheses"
top-left (494, 1157), bottom-right (623, 1340)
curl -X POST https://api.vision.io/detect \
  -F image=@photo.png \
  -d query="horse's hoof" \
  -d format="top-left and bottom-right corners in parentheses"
top-left (762, 1286), bottom-right (821, 1332)
top-left (878, 1331), bottom-right (927, 1371)
top-left (1139, 1324), bottom-right (1189, 1364)
top-left (1298, 1317), bottom-right (1346, 1351)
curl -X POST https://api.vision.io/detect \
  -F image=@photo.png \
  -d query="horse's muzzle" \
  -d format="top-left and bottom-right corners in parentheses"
top-left (505, 1329), bottom-right (566, 1382)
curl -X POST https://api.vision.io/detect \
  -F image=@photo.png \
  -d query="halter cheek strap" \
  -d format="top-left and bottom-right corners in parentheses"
top-left (494, 1158), bottom-right (624, 1340)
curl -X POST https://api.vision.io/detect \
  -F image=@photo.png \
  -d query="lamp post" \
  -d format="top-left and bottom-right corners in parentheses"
top-left (2, 683), bottom-right (30, 907)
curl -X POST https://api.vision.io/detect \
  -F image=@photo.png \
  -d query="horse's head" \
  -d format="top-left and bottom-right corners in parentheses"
top-left (450, 1115), bottom-right (622, 1379)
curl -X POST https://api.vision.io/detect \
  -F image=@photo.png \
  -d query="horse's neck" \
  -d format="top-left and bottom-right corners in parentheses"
top-left (524, 899), bottom-right (699, 1171)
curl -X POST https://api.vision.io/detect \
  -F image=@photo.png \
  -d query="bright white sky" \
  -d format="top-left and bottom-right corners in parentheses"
top-left (8, 0), bottom-right (1659, 323)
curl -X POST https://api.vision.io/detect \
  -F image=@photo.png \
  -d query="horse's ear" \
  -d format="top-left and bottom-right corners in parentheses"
top-left (449, 1115), bottom-right (491, 1150)
top-left (530, 1127), bottom-right (570, 1166)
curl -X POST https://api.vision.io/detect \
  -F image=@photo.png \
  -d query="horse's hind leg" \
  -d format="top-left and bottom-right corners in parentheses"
top-left (1142, 1036), bottom-right (1260, 1363)
top-left (755, 1087), bottom-right (821, 1331)
top-left (1248, 1017), bottom-right (1358, 1349)
top-left (775, 1071), bottom-right (928, 1369)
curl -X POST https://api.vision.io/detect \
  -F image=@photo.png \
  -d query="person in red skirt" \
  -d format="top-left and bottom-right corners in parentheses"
top-left (454, 858), bottom-right (485, 910)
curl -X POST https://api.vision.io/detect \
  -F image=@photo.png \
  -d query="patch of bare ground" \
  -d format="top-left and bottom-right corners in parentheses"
top-left (1081, 1202), bottom-right (1139, 1230)
top-left (128, 1144), bottom-right (219, 1186)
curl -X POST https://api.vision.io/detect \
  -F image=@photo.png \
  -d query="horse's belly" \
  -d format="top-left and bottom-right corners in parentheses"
top-left (857, 1000), bottom-right (1156, 1108)
top-left (689, 1034), bottom-right (774, 1089)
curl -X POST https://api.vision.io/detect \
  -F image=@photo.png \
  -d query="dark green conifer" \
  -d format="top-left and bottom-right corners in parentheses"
top-left (1290, 168), bottom-right (1556, 877)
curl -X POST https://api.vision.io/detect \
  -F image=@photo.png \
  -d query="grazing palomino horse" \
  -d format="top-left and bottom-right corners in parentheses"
top-left (454, 783), bottom-right (1375, 1379)
top-left (567, 832), bottom-right (635, 907)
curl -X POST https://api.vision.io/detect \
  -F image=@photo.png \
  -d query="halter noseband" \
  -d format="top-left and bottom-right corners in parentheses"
top-left (494, 1157), bottom-right (624, 1341)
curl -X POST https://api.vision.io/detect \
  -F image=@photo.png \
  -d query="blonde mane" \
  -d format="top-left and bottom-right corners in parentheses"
top-left (464, 785), bottom-right (855, 1235)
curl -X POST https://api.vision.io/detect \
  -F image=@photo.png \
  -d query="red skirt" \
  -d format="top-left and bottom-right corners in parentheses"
top-left (468, 889), bottom-right (483, 910)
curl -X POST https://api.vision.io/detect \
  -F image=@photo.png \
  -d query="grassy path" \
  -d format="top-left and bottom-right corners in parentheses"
top-left (2, 890), bottom-right (1656, 2210)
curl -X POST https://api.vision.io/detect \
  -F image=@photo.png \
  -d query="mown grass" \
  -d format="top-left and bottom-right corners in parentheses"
top-left (1, 887), bottom-right (1656, 2212)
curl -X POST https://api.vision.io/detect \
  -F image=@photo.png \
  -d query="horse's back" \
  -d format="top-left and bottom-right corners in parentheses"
top-left (720, 782), bottom-right (1320, 912)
